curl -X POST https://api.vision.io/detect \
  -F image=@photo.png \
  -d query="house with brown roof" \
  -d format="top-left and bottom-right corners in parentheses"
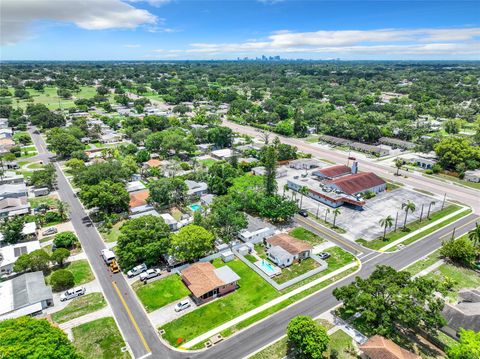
top-left (360, 335), bottom-right (420, 359)
top-left (265, 233), bottom-right (312, 268)
top-left (145, 159), bottom-right (162, 169)
top-left (312, 165), bottom-right (351, 180)
top-left (129, 190), bottom-right (149, 210)
top-left (181, 262), bottom-right (240, 304)
top-left (324, 172), bottom-right (386, 195)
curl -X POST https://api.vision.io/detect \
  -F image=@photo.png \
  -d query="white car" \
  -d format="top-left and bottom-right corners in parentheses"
top-left (42, 227), bottom-right (58, 236)
top-left (127, 263), bottom-right (147, 278)
top-left (174, 300), bottom-right (191, 312)
top-left (139, 268), bottom-right (161, 282)
top-left (60, 286), bottom-right (86, 301)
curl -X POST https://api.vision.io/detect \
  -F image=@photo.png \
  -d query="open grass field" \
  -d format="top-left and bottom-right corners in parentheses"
top-left (289, 227), bottom-right (325, 245)
top-left (273, 257), bottom-right (319, 284)
top-left (46, 260), bottom-right (94, 289)
top-left (52, 293), bottom-right (107, 324)
top-left (72, 317), bottom-right (130, 359)
top-left (133, 274), bottom-right (190, 312)
top-left (101, 220), bottom-right (125, 243)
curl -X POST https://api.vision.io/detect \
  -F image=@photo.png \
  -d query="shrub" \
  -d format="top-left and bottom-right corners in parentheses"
top-left (53, 231), bottom-right (78, 249)
top-left (50, 269), bottom-right (74, 292)
top-left (425, 169), bottom-right (433, 174)
top-left (44, 211), bottom-right (61, 224)
top-left (51, 248), bottom-right (70, 267)
top-left (440, 237), bottom-right (476, 267)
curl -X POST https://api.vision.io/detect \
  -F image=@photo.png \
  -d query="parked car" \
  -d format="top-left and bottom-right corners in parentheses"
top-left (298, 210), bottom-right (308, 217)
top-left (139, 268), bottom-right (161, 282)
top-left (127, 263), bottom-right (147, 278)
top-left (318, 252), bottom-right (331, 260)
top-left (42, 227), bottom-right (58, 236)
top-left (174, 300), bottom-right (191, 312)
top-left (60, 286), bottom-right (86, 301)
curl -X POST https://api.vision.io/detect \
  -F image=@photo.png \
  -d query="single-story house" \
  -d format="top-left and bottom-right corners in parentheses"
top-left (442, 287), bottom-right (480, 334)
top-left (211, 148), bottom-right (234, 160)
top-left (0, 240), bottom-right (41, 275)
top-left (144, 159), bottom-right (162, 169)
top-left (289, 158), bottom-right (322, 170)
top-left (126, 181), bottom-right (146, 193)
top-left (0, 197), bottom-right (31, 218)
top-left (185, 180), bottom-right (208, 197)
top-left (378, 137), bottom-right (416, 150)
top-left (319, 135), bottom-right (352, 147)
top-left (181, 262), bottom-right (240, 304)
top-left (159, 213), bottom-right (178, 231)
top-left (252, 166), bottom-right (288, 178)
top-left (0, 271), bottom-right (53, 320)
top-left (130, 209), bottom-right (160, 220)
top-left (266, 234), bottom-right (312, 268)
top-left (0, 183), bottom-right (28, 199)
top-left (350, 142), bottom-right (389, 157)
top-left (238, 214), bottom-right (275, 244)
top-left (129, 190), bottom-right (150, 210)
top-left (0, 171), bottom-right (24, 185)
top-left (464, 170), bottom-right (480, 183)
top-left (360, 335), bottom-right (420, 359)
top-left (312, 165), bottom-right (351, 180)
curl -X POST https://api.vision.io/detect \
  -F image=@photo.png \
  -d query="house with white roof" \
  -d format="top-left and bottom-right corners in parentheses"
top-left (0, 240), bottom-right (41, 275)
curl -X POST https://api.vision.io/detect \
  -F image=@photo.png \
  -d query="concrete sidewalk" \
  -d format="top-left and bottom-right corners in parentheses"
top-left (182, 261), bottom-right (358, 348)
top-left (60, 306), bottom-right (112, 340)
top-left (413, 259), bottom-right (444, 278)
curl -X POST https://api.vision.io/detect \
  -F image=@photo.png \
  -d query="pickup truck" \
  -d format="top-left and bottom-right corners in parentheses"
top-left (139, 268), bottom-right (161, 282)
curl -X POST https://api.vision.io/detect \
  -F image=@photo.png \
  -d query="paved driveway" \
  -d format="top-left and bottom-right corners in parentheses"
top-left (149, 297), bottom-right (197, 327)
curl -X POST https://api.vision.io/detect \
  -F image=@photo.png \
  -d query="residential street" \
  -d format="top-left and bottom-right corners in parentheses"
top-left (29, 126), bottom-right (479, 359)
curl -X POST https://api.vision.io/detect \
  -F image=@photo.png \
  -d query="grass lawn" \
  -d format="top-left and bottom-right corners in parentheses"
top-left (101, 220), bottom-right (125, 243)
top-left (289, 227), bottom-right (325, 246)
top-left (24, 162), bottom-right (44, 169)
top-left (52, 293), bottom-right (107, 324)
top-left (404, 249), bottom-right (442, 275)
top-left (273, 258), bottom-right (320, 284)
top-left (250, 337), bottom-right (288, 359)
top-left (72, 317), bottom-right (130, 359)
top-left (245, 254), bottom-right (257, 263)
top-left (428, 173), bottom-right (480, 191)
top-left (199, 159), bottom-right (217, 168)
top-left (170, 207), bottom-right (184, 221)
top-left (356, 204), bottom-right (463, 250)
top-left (254, 243), bottom-right (267, 259)
top-left (133, 274), bottom-right (190, 312)
top-left (47, 260), bottom-right (95, 288)
top-left (28, 195), bottom-right (58, 209)
top-left (307, 212), bottom-right (347, 233)
top-left (161, 258), bottom-right (279, 346)
top-left (327, 329), bottom-right (356, 358)
top-left (425, 262), bottom-right (480, 303)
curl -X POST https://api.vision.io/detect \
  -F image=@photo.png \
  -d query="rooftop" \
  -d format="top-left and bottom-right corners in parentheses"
top-left (313, 165), bottom-right (351, 179)
top-left (129, 190), bottom-right (149, 208)
top-left (360, 335), bottom-right (420, 359)
top-left (266, 233), bottom-right (312, 255)
top-left (325, 172), bottom-right (385, 195)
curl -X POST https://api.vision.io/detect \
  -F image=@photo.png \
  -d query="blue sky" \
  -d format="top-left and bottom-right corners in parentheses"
top-left (1, 0), bottom-right (479, 60)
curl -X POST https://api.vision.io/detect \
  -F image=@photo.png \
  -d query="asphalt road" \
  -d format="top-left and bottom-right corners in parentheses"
top-left (28, 125), bottom-right (479, 359)
top-left (223, 120), bottom-right (480, 213)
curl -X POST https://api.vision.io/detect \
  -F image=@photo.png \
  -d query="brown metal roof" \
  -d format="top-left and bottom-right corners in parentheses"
top-left (325, 172), bottom-right (385, 195)
top-left (266, 233), bottom-right (312, 255)
top-left (360, 336), bottom-right (420, 359)
top-left (315, 165), bottom-right (351, 178)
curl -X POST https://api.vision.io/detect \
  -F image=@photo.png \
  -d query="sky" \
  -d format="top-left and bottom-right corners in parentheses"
top-left (1, 0), bottom-right (479, 61)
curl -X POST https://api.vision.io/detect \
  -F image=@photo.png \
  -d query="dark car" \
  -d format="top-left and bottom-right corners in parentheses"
top-left (318, 252), bottom-right (331, 260)
top-left (298, 210), bottom-right (308, 217)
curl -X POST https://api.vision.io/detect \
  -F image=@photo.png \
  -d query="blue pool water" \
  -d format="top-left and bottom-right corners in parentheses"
top-left (190, 204), bottom-right (202, 211)
top-left (259, 260), bottom-right (277, 276)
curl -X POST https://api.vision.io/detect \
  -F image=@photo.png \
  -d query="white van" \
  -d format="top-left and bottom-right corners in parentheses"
top-left (101, 249), bottom-right (116, 264)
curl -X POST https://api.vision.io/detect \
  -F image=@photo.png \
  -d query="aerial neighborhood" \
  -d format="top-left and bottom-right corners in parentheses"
top-left (1, 47), bottom-right (480, 359)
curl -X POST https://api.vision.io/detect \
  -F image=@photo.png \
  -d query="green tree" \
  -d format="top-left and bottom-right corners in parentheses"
top-left (401, 200), bottom-right (416, 230)
top-left (207, 161), bottom-right (239, 195)
top-left (440, 236), bottom-right (477, 268)
top-left (394, 158), bottom-right (403, 176)
top-left (148, 177), bottom-right (188, 207)
top-left (116, 215), bottom-right (170, 270)
top-left (0, 317), bottom-right (81, 358)
top-left (287, 316), bottom-right (329, 359)
top-left (56, 199), bottom-right (70, 221)
top-left (298, 186), bottom-right (309, 209)
top-left (46, 128), bottom-right (84, 158)
top-left (467, 223), bottom-right (480, 248)
top-left (79, 181), bottom-right (129, 214)
top-left (208, 126), bottom-right (233, 148)
top-left (332, 208), bottom-right (341, 228)
top-left (444, 119), bottom-right (461, 134)
top-left (50, 269), bottom-right (75, 291)
top-left (53, 231), bottom-right (78, 249)
top-left (263, 145), bottom-right (278, 196)
top-left (379, 215), bottom-right (394, 240)
top-left (13, 249), bottom-right (51, 273)
top-left (169, 224), bottom-right (215, 262)
top-left (258, 195), bottom-right (298, 223)
top-left (51, 248), bottom-right (70, 267)
top-left (333, 265), bottom-right (445, 338)
top-left (447, 329), bottom-right (480, 359)
top-left (30, 163), bottom-right (57, 189)
top-left (207, 195), bottom-right (247, 247)
top-left (434, 137), bottom-right (480, 171)
top-left (65, 158), bottom-right (85, 172)
top-left (0, 216), bottom-right (25, 244)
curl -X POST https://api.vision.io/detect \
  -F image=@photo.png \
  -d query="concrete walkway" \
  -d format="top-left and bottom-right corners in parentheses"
top-left (182, 261), bottom-right (358, 348)
top-left (379, 207), bottom-right (468, 251)
top-left (413, 259), bottom-right (445, 278)
top-left (60, 306), bottom-right (113, 340)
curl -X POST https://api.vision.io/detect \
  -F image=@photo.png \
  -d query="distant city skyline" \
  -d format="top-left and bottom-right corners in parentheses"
top-left (1, 0), bottom-right (479, 61)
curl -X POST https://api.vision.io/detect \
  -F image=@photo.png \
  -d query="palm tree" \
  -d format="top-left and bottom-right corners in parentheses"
top-left (332, 208), bottom-right (341, 228)
top-left (379, 215), bottom-right (394, 240)
top-left (299, 186), bottom-right (309, 209)
top-left (324, 208), bottom-right (330, 223)
top-left (283, 184), bottom-right (289, 199)
top-left (401, 201), bottom-right (416, 230)
top-left (468, 223), bottom-right (480, 248)
top-left (427, 201), bottom-right (436, 219)
top-left (56, 200), bottom-right (70, 221)
top-left (394, 158), bottom-right (403, 176)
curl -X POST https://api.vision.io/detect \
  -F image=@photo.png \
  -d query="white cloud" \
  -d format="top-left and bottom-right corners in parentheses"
top-left (124, 44), bottom-right (141, 48)
top-left (127, 0), bottom-right (171, 7)
top-left (1, 0), bottom-right (157, 45)
top-left (157, 27), bottom-right (480, 59)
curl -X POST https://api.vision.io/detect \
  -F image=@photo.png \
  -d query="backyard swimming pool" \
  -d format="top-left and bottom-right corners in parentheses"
top-left (189, 204), bottom-right (202, 211)
top-left (255, 259), bottom-right (281, 277)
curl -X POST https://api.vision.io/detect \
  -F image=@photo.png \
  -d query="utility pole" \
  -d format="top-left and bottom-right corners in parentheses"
top-left (419, 204), bottom-right (424, 222)
top-left (451, 227), bottom-right (456, 240)
top-left (394, 211), bottom-right (399, 232)
top-left (316, 203), bottom-right (320, 219)
top-left (442, 193), bottom-right (446, 210)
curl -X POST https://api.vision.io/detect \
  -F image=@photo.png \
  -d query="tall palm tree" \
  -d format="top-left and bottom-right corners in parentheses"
top-left (56, 200), bottom-right (70, 222)
top-left (401, 201), bottom-right (416, 230)
top-left (299, 186), bottom-right (309, 209)
top-left (427, 201), bottom-right (436, 219)
top-left (394, 158), bottom-right (403, 176)
top-left (283, 184), bottom-right (289, 199)
top-left (324, 208), bottom-right (330, 223)
top-left (468, 223), bottom-right (480, 248)
top-left (379, 215), bottom-right (394, 240)
top-left (332, 208), bottom-right (341, 228)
